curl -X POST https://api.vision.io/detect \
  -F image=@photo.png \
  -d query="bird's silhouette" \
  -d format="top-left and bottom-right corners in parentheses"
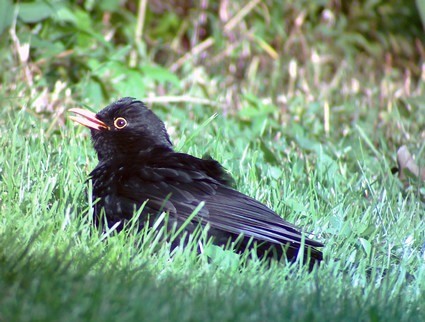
top-left (70, 97), bottom-right (323, 265)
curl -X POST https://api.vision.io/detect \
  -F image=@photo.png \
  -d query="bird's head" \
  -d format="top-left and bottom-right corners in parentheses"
top-left (70, 97), bottom-right (173, 161)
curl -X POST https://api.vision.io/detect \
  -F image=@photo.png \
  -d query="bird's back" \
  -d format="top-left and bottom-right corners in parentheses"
top-left (89, 147), bottom-right (323, 264)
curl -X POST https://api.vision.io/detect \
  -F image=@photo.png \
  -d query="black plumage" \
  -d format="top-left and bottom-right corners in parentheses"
top-left (70, 97), bottom-right (323, 265)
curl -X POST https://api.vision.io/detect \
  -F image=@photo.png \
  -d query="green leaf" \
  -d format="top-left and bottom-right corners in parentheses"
top-left (203, 244), bottom-right (240, 270)
top-left (0, 0), bottom-right (13, 35)
top-left (416, 0), bottom-right (425, 30)
top-left (108, 63), bottom-right (146, 98)
top-left (259, 139), bottom-right (280, 165)
top-left (359, 238), bottom-right (372, 257)
top-left (98, 0), bottom-right (126, 13)
top-left (294, 135), bottom-right (321, 153)
top-left (81, 77), bottom-right (106, 106)
top-left (54, 6), bottom-right (78, 25)
top-left (140, 65), bottom-right (180, 86)
top-left (239, 93), bottom-right (276, 119)
top-left (17, 1), bottom-right (56, 23)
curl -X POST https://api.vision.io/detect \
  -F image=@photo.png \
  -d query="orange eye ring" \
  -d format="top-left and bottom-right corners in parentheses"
top-left (114, 117), bottom-right (128, 129)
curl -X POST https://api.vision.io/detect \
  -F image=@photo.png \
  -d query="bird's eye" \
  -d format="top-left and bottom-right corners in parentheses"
top-left (114, 117), bottom-right (128, 129)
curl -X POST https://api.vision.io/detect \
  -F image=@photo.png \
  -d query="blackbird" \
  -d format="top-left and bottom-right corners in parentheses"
top-left (70, 97), bottom-right (323, 265)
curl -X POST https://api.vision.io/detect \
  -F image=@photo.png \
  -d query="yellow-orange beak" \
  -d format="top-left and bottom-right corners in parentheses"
top-left (69, 108), bottom-right (109, 130)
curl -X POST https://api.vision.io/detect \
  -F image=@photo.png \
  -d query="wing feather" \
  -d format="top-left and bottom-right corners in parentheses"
top-left (115, 166), bottom-right (322, 249)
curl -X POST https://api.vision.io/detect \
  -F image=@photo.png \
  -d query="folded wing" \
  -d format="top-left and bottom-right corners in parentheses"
top-left (116, 164), bottom-right (323, 255)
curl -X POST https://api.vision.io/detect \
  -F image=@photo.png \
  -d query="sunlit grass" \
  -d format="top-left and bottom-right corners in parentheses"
top-left (0, 102), bottom-right (424, 322)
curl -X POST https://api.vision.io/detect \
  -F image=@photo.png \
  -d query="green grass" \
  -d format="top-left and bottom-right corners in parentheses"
top-left (1, 1), bottom-right (425, 321)
top-left (0, 100), bottom-right (424, 322)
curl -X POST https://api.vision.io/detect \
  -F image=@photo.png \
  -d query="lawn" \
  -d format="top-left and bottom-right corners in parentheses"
top-left (1, 1), bottom-right (424, 321)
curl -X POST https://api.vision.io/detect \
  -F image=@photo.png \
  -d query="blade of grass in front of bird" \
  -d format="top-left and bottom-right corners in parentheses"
top-left (175, 113), bottom-right (218, 151)
top-left (170, 201), bottom-right (205, 242)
